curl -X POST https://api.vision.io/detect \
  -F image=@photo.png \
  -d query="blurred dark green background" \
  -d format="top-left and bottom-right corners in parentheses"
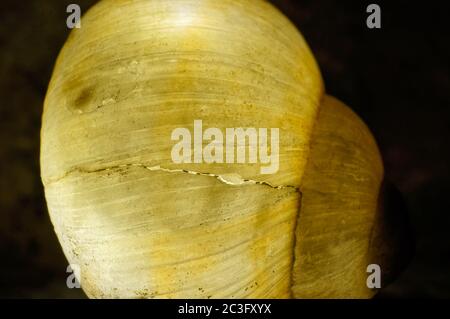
top-left (0, 0), bottom-right (448, 298)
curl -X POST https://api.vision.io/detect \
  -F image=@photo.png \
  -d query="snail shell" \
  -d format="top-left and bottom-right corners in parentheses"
top-left (41, 0), bottom-right (396, 298)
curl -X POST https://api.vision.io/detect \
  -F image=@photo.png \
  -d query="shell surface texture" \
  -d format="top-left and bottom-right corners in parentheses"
top-left (41, 0), bottom-right (399, 298)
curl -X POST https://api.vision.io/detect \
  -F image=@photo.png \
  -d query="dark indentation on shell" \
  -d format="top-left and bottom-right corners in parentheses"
top-left (72, 86), bottom-right (96, 113)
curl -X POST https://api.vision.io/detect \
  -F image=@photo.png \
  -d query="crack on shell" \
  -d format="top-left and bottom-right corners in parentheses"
top-left (43, 163), bottom-right (301, 192)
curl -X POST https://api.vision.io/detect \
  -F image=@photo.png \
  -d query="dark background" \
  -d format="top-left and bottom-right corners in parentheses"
top-left (0, 0), bottom-right (448, 298)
